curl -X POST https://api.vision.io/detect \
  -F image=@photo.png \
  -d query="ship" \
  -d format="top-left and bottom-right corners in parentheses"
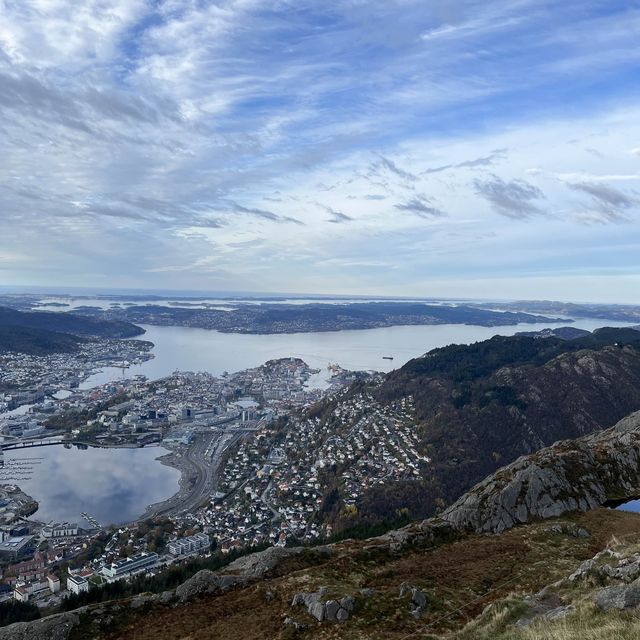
top-left (382, 356), bottom-right (394, 360)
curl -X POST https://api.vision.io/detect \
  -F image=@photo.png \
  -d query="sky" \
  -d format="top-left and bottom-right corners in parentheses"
top-left (1, 0), bottom-right (639, 303)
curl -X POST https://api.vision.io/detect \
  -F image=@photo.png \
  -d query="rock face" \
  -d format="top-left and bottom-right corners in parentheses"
top-left (438, 409), bottom-right (640, 534)
top-left (174, 570), bottom-right (248, 602)
top-left (594, 583), bottom-right (640, 611)
top-left (225, 546), bottom-right (330, 578)
top-left (0, 612), bottom-right (80, 640)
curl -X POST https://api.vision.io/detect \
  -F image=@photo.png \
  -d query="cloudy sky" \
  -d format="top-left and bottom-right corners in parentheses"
top-left (1, 1), bottom-right (639, 302)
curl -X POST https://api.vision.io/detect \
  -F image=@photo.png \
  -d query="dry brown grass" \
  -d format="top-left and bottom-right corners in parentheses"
top-left (454, 601), bottom-right (640, 640)
top-left (96, 508), bottom-right (640, 640)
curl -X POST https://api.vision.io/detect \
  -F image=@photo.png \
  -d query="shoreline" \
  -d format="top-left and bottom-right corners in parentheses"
top-left (137, 449), bottom-right (201, 521)
top-left (2, 443), bottom-right (191, 529)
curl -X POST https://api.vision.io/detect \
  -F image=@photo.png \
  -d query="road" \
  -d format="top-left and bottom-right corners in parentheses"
top-left (140, 426), bottom-right (247, 520)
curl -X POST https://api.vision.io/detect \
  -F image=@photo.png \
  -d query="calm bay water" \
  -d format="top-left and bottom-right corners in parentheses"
top-left (81, 317), bottom-right (634, 390)
top-left (28, 316), bottom-right (634, 524)
top-left (6, 445), bottom-right (179, 526)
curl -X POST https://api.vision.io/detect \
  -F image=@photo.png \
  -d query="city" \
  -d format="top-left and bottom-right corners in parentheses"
top-left (0, 352), bottom-right (392, 608)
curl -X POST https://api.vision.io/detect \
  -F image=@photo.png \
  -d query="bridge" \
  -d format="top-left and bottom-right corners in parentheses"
top-left (1, 439), bottom-right (67, 451)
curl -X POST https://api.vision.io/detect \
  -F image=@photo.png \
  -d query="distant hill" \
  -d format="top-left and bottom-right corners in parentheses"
top-left (78, 301), bottom-right (566, 333)
top-left (0, 307), bottom-right (144, 339)
top-left (515, 326), bottom-right (591, 340)
top-left (0, 325), bottom-right (83, 355)
top-left (0, 306), bottom-right (144, 355)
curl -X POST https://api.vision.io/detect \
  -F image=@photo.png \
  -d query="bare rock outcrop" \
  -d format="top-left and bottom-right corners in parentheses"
top-left (0, 612), bottom-right (80, 640)
top-left (291, 588), bottom-right (355, 622)
top-left (174, 570), bottom-right (249, 602)
top-left (225, 545), bottom-right (331, 579)
top-left (439, 409), bottom-right (640, 533)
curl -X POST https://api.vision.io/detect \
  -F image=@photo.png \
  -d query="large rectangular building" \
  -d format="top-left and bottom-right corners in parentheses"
top-left (167, 532), bottom-right (210, 557)
top-left (0, 535), bottom-right (34, 560)
top-left (42, 522), bottom-right (79, 538)
top-left (101, 552), bottom-right (159, 581)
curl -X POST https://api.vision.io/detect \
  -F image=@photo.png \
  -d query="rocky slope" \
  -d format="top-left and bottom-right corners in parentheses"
top-left (453, 531), bottom-right (640, 639)
top-left (346, 329), bottom-right (640, 526)
top-left (372, 408), bottom-right (640, 549)
top-left (9, 410), bottom-right (640, 639)
top-left (439, 408), bottom-right (640, 534)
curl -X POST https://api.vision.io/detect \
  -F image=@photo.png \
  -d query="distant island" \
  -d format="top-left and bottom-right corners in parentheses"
top-left (470, 299), bottom-right (640, 323)
top-left (70, 301), bottom-right (566, 334)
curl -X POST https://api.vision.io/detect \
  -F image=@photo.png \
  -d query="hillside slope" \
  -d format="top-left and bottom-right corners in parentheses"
top-left (0, 306), bottom-right (144, 339)
top-left (345, 329), bottom-right (640, 526)
top-left (10, 409), bottom-right (640, 640)
top-left (0, 325), bottom-right (83, 355)
top-left (0, 306), bottom-right (144, 354)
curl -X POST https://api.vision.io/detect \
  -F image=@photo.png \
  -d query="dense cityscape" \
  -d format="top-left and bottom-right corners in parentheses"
top-left (0, 336), bottom-right (399, 608)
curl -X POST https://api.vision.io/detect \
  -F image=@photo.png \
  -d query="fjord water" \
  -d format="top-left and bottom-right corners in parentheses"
top-left (81, 318), bottom-right (635, 389)
top-left (33, 316), bottom-right (634, 524)
top-left (7, 445), bottom-right (179, 525)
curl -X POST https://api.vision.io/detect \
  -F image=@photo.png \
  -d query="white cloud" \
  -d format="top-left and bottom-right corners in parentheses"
top-left (0, 1), bottom-right (639, 300)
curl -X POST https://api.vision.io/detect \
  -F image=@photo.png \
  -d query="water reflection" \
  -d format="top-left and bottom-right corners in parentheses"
top-left (81, 318), bottom-right (636, 390)
top-left (7, 445), bottom-right (179, 526)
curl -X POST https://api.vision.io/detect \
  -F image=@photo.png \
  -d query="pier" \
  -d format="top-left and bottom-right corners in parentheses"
top-left (81, 512), bottom-right (102, 528)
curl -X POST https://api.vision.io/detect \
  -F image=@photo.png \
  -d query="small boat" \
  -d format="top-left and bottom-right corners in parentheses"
top-left (382, 356), bottom-right (394, 360)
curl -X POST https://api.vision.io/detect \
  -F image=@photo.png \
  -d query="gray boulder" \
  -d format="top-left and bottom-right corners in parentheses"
top-left (225, 546), bottom-right (331, 578)
top-left (325, 600), bottom-right (340, 621)
top-left (594, 582), bottom-right (640, 611)
top-left (309, 601), bottom-right (325, 621)
top-left (130, 593), bottom-right (157, 609)
top-left (603, 557), bottom-right (640, 582)
top-left (411, 588), bottom-right (427, 609)
top-left (0, 612), bottom-right (80, 640)
top-left (544, 604), bottom-right (575, 621)
top-left (568, 558), bottom-right (597, 582)
top-left (336, 607), bottom-right (350, 621)
top-left (174, 570), bottom-right (247, 602)
top-left (340, 595), bottom-right (356, 612)
top-left (291, 589), bottom-right (354, 623)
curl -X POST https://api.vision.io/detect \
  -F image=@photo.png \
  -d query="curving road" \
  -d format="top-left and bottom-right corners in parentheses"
top-left (140, 427), bottom-right (246, 520)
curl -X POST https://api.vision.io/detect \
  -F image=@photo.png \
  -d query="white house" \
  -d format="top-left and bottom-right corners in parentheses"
top-left (67, 575), bottom-right (89, 595)
top-left (47, 574), bottom-right (61, 594)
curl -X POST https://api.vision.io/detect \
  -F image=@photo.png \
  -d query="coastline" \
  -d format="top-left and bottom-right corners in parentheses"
top-left (0, 484), bottom-right (39, 526)
top-left (137, 449), bottom-right (201, 521)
